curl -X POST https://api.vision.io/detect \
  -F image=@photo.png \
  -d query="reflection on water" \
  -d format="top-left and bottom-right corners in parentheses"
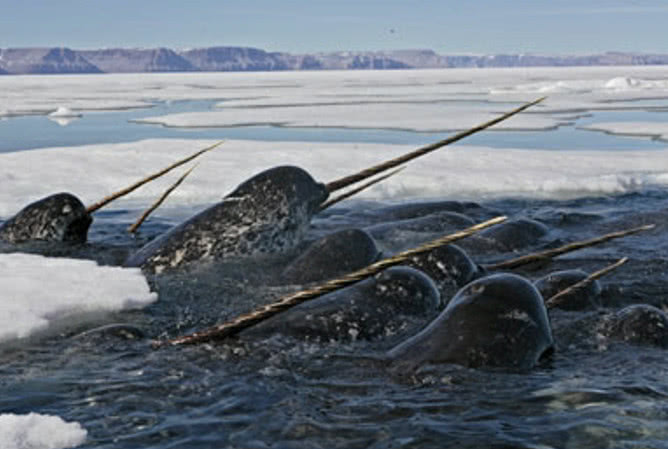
top-left (47, 116), bottom-right (80, 127)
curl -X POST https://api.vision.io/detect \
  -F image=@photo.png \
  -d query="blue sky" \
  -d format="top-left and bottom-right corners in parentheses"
top-left (2, 0), bottom-right (667, 54)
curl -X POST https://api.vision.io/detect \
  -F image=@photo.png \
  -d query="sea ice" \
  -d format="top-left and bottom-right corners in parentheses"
top-left (1, 67), bottom-right (668, 126)
top-left (0, 253), bottom-right (157, 342)
top-left (0, 138), bottom-right (667, 222)
top-left (0, 413), bottom-right (86, 449)
top-left (132, 103), bottom-right (563, 132)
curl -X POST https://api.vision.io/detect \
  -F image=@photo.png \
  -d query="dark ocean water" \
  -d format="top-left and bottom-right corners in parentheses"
top-left (1, 102), bottom-right (668, 449)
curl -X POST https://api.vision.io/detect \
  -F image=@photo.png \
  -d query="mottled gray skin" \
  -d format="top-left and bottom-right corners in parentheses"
top-left (0, 193), bottom-right (92, 244)
top-left (404, 243), bottom-right (482, 304)
top-left (600, 304), bottom-right (668, 348)
top-left (534, 269), bottom-right (602, 311)
top-left (478, 217), bottom-right (549, 251)
top-left (243, 266), bottom-right (441, 343)
top-left (281, 228), bottom-right (381, 284)
top-left (388, 273), bottom-right (554, 371)
top-left (125, 166), bottom-right (328, 274)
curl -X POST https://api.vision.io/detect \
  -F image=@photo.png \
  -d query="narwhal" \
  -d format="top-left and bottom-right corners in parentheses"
top-left (125, 98), bottom-right (545, 273)
top-left (0, 142), bottom-right (222, 245)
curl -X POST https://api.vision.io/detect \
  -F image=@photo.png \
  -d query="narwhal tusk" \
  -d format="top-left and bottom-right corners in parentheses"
top-left (127, 163), bottom-right (200, 234)
top-left (152, 215), bottom-right (507, 347)
top-left (318, 167), bottom-right (405, 212)
top-left (485, 224), bottom-right (654, 271)
top-left (546, 257), bottom-right (628, 309)
top-left (85, 141), bottom-right (224, 214)
top-left (324, 97), bottom-right (546, 193)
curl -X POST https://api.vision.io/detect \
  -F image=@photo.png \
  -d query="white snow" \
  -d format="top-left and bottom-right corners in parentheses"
top-left (0, 138), bottom-right (667, 221)
top-left (0, 413), bottom-right (86, 449)
top-left (0, 253), bottom-right (157, 342)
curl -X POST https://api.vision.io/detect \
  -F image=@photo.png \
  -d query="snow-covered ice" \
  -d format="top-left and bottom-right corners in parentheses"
top-left (132, 103), bottom-right (563, 132)
top-left (0, 138), bottom-right (667, 221)
top-left (0, 413), bottom-right (86, 449)
top-left (1, 67), bottom-right (668, 127)
top-left (0, 253), bottom-right (157, 342)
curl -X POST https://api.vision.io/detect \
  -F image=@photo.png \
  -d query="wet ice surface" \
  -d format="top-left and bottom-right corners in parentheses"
top-left (1, 68), bottom-right (668, 448)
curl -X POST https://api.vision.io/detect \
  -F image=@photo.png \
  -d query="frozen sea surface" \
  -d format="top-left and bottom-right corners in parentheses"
top-left (2, 67), bottom-right (668, 153)
top-left (1, 68), bottom-right (668, 448)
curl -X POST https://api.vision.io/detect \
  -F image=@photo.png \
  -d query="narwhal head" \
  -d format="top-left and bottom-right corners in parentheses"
top-left (388, 273), bottom-right (554, 371)
top-left (227, 165), bottom-right (329, 216)
top-left (0, 192), bottom-right (92, 244)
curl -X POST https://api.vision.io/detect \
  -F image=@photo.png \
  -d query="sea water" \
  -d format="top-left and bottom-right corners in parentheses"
top-left (1, 68), bottom-right (668, 448)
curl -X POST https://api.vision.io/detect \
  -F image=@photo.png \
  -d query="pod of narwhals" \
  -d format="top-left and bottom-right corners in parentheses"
top-left (3, 165), bottom-right (668, 374)
top-left (239, 197), bottom-right (667, 372)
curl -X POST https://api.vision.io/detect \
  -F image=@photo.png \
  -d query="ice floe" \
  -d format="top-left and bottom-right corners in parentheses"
top-left (0, 413), bottom-right (86, 449)
top-left (0, 138), bottom-right (667, 221)
top-left (0, 253), bottom-right (156, 342)
top-left (132, 103), bottom-right (563, 132)
top-left (1, 67), bottom-right (668, 128)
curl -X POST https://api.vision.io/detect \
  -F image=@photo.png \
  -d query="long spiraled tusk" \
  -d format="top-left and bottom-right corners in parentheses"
top-left (127, 163), bottom-right (199, 234)
top-left (546, 257), bottom-right (628, 309)
top-left (319, 167), bottom-right (405, 212)
top-left (85, 140), bottom-right (224, 214)
top-left (152, 215), bottom-right (507, 347)
top-left (324, 97), bottom-right (545, 193)
top-left (485, 224), bottom-right (654, 271)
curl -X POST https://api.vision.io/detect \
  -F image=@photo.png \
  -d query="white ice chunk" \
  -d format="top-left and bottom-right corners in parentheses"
top-left (48, 107), bottom-right (82, 118)
top-left (0, 413), bottom-right (87, 449)
top-left (604, 76), bottom-right (641, 89)
top-left (0, 253), bottom-right (157, 342)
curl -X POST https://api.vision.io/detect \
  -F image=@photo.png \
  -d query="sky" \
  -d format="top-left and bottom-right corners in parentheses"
top-left (2, 0), bottom-right (668, 54)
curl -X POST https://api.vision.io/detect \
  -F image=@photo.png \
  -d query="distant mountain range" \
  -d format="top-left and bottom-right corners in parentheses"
top-left (2, 47), bottom-right (668, 75)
